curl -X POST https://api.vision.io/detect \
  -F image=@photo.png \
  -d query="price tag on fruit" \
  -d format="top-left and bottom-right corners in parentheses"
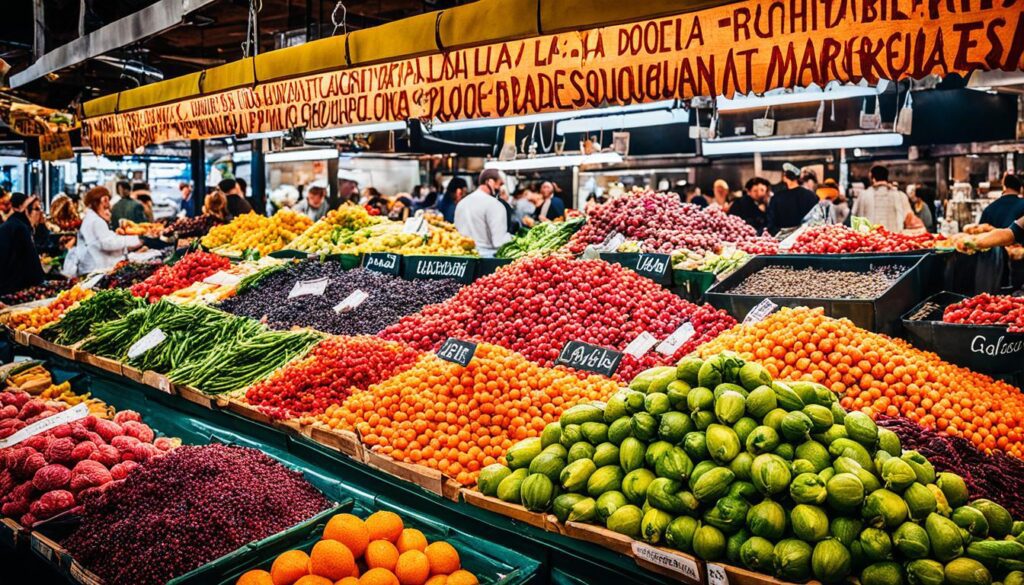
top-left (631, 541), bottom-right (701, 583)
top-left (402, 216), bottom-right (429, 236)
top-left (80, 272), bottom-right (106, 290)
top-left (623, 331), bottom-right (659, 358)
top-left (288, 277), bottom-right (330, 299)
top-left (0, 403), bottom-right (89, 449)
top-left (127, 328), bottom-right (167, 360)
top-left (656, 322), bottom-right (696, 355)
top-left (707, 563), bottom-right (730, 585)
top-left (333, 289), bottom-right (369, 313)
top-left (556, 340), bottom-right (624, 377)
top-left (437, 338), bottom-right (477, 367)
top-left (743, 299), bottom-right (778, 324)
top-left (363, 253), bottom-right (401, 275)
top-left (600, 231), bottom-right (626, 252)
top-left (633, 253), bottom-right (671, 280)
top-left (202, 271), bottom-right (241, 287)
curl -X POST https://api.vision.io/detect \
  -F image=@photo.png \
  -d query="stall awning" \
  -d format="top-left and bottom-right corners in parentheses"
top-left (82, 0), bottom-right (1024, 155)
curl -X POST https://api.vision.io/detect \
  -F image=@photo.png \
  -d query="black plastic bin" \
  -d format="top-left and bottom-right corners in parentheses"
top-left (901, 291), bottom-right (1024, 375)
top-left (705, 254), bottom-right (926, 335)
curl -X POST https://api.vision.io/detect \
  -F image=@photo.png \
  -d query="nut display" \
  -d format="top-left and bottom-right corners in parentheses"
top-left (725, 266), bottom-right (907, 299)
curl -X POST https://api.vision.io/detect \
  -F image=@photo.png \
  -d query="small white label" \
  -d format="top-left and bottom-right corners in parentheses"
top-left (127, 328), bottom-right (166, 360)
top-left (203, 271), bottom-right (241, 287)
top-left (0, 403), bottom-right (90, 449)
top-left (632, 541), bottom-right (700, 583)
top-left (31, 537), bottom-right (53, 561)
top-left (721, 244), bottom-right (737, 257)
top-left (158, 377), bottom-right (171, 394)
top-left (707, 563), bottom-right (730, 585)
top-left (333, 289), bottom-right (369, 313)
top-left (656, 322), bottom-right (696, 355)
top-left (80, 272), bottom-right (105, 290)
top-left (623, 331), bottom-right (659, 358)
top-left (402, 217), bottom-right (429, 235)
top-left (777, 226), bottom-right (807, 252)
top-left (743, 299), bottom-right (779, 324)
top-left (288, 277), bottom-right (330, 299)
top-left (601, 231), bottom-right (626, 252)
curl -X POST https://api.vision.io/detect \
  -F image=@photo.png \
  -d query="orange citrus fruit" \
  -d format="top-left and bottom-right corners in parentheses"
top-left (359, 568), bottom-right (399, 585)
top-left (310, 539), bottom-right (358, 580)
top-left (395, 529), bottom-right (428, 553)
top-left (365, 511), bottom-right (404, 543)
top-left (271, 549), bottom-right (310, 585)
top-left (365, 540), bottom-right (400, 572)
top-left (335, 578), bottom-right (360, 585)
top-left (445, 571), bottom-right (478, 585)
top-left (324, 514), bottom-right (371, 558)
top-left (424, 542), bottom-right (460, 575)
top-left (237, 569), bottom-right (274, 585)
top-left (394, 550), bottom-right (431, 585)
top-left (295, 577), bottom-right (333, 585)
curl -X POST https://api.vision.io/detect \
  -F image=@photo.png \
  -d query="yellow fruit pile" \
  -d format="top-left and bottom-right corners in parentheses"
top-left (201, 210), bottom-right (312, 257)
top-left (4, 364), bottom-right (112, 417)
top-left (288, 205), bottom-right (476, 256)
top-left (237, 511), bottom-right (479, 585)
top-left (3, 286), bottom-right (93, 333)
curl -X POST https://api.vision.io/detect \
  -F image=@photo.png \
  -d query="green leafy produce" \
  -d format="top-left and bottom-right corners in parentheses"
top-left (496, 217), bottom-right (585, 259)
top-left (40, 289), bottom-right (146, 345)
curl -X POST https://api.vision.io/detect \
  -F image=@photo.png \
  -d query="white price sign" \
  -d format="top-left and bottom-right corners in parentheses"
top-left (203, 271), bottom-right (241, 287)
top-left (402, 216), bottom-right (429, 235)
top-left (623, 331), bottom-right (659, 358)
top-left (656, 322), bottom-right (696, 356)
top-left (333, 289), bottom-right (369, 313)
top-left (631, 541), bottom-right (701, 583)
top-left (743, 299), bottom-right (779, 324)
top-left (707, 563), bottom-right (730, 585)
top-left (0, 403), bottom-right (90, 449)
top-left (288, 277), bottom-right (330, 299)
top-left (80, 272), bottom-right (105, 290)
top-left (127, 328), bottom-right (166, 360)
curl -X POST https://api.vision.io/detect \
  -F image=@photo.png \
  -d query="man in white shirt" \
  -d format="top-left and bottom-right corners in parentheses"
top-left (454, 169), bottom-right (514, 258)
top-left (851, 165), bottom-right (917, 232)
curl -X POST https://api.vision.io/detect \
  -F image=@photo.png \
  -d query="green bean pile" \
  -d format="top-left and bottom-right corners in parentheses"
top-left (41, 289), bottom-right (147, 345)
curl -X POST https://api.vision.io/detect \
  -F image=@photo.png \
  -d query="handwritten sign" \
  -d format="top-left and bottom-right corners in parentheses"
top-left (288, 277), bottom-right (330, 299)
top-left (203, 271), bottom-right (242, 287)
top-left (406, 256), bottom-right (475, 283)
top-left (334, 289), bottom-right (369, 313)
top-left (39, 131), bottom-right (73, 161)
top-left (623, 331), bottom-right (659, 358)
top-left (743, 299), bottom-right (778, 324)
top-left (0, 403), bottom-right (90, 449)
top-left (363, 252), bottom-right (401, 275)
top-left (437, 338), bottom-right (477, 367)
top-left (634, 254), bottom-right (671, 280)
top-left (556, 341), bottom-right (623, 377)
top-left (707, 563), bottom-right (730, 585)
top-left (127, 328), bottom-right (166, 360)
top-left (656, 322), bottom-right (696, 355)
top-left (631, 541), bottom-right (701, 583)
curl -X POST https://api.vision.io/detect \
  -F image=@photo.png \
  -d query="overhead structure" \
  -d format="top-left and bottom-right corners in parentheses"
top-left (80, 0), bottom-right (1024, 155)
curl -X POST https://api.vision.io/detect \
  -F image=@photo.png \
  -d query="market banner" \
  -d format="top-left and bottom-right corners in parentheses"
top-left (38, 131), bottom-right (74, 161)
top-left (84, 0), bottom-right (1024, 154)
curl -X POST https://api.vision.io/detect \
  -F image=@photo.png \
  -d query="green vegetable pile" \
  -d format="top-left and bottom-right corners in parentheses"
top-left (496, 217), bottom-right (585, 259)
top-left (479, 351), bottom-right (1024, 585)
top-left (81, 301), bottom-right (322, 394)
top-left (40, 289), bottom-right (146, 345)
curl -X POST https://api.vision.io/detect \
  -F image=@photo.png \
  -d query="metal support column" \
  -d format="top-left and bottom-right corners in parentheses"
top-left (251, 142), bottom-right (267, 215)
top-left (189, 140), bottom-right (206, 217)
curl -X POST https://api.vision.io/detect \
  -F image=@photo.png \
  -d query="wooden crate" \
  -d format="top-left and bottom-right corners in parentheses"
top-left (309, 426), bottom-right (365, 461)
top-left (461, 489), bottom-right (561, 533)
top-left (28, 335), bottom-right (78, 361)
top-left (141, 370), bottom-right (175, 395)
top-left (81, 353), bottom-right (123, 376)
top-left (363, 449), bottom-right (462, 502)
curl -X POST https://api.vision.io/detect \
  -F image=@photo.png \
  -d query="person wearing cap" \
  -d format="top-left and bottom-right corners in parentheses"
top-left (729, 177), bottom-right (771, 234)
top-left (219, 178), bottom-right (253, 219)
top-left (0, 193), bottom-right (46, 294)
top-left (534, 181), bottom-right (566, 222)
top-left (454, 169), bottom-right (514, 258)
top-left (337, 169), bottom-right (361, 206)
top-left (109, 180), bottom-right (147, 229)
top-left (710, 179), bottom-right (731, 211)
top-left (766, 163), bottom-right (819, 235)
top-left (295, 183), bottom-right (329, 221)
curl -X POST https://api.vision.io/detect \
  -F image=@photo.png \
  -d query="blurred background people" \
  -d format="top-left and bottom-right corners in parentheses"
top-left (0, 193), bottom-right (45, 294)
top-left (294, 183), bottom-right (328, 221)
top-left (729, 177), bottom-right (770, 233)
top-left (64, 186), bottom-right (143, 276)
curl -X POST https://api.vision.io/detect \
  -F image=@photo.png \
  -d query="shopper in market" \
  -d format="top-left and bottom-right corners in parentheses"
top-left (294, 183), bottom-right (329, 221)
top-left (219, 178), bottom-right (253, 219)
top-left (978, 172), bottom-right (1024, 229)
top-left (908, 186), bottom-right (935, 232)
top-left (534, 181), bottom-right (565, 222)
top-left (710, 179), bottom-right (731, 211)
top-left (203, 190), bottom-right (229, 223)
top-left (512, 187), bottom-right (537, 227)
top-left (63, 186), bottom-right (144, 276)
top-left (0, 191), bottom-right (12, 222)
top-left (336, 169), bottom-right (361, 206)
top-left (454, 169), bottom-right (514, 258)
top-left (109, 180), bottom-right (146, 229)
top-left (766, 163), bottom-right (819, 235)
top-left (178, 181), bottom-right (193, 215)
top-left (435, 177), bottom-right (467, 223)
top-left (729, 177), bottom-right (770, 233)
top-left (682, 183), bottom-right (707, 208)
top-left (0, 193), bottom-right (46, 295)
top-left (850, 165), bottom-right (918, 232)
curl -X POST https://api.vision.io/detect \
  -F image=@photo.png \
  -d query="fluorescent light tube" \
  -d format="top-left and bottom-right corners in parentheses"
top-left (484, 152), bottom-right (623, 171)
top-left (556, 109), bottom-right (688, 135)
top-left (237, 130), bottom-right (285, 141)
top-left (717, 84), bottom-right (885, 111)
top-left (265, 148), bottom-right (339, 163)
top-left (701, 133), bottom-right (903, 155)
top-left (433, 100), bottom-right (678, 132)
top-left (304, 121), bottom-right (407, 139)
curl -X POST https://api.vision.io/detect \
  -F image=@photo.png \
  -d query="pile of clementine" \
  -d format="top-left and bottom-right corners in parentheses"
top-left (320, 343), bottom-right (619, 485)
top-left (237, 510), bottom-right (478, 585)
top-left (698, 307), bottom-right (1024, 458)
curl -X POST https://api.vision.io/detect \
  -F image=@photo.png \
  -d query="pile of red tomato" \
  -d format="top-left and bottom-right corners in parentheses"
top-left (943, 293), bottom-right (1024, 332)
top-left (380, 256), bottom-right (736, 381)
top-left (788, 224), bottom-right (945, 254)
top-left (129, 251), bottom-right (230, 302)
top-left (244, 336), bottom-right (423, 419)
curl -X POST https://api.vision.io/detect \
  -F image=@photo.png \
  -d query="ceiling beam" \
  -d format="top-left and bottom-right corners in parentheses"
top-left (11, 0), bottom-right (220, 88)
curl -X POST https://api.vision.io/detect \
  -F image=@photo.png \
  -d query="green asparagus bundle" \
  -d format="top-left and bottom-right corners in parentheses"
top-left (497, 217), bottom-right (585, 259)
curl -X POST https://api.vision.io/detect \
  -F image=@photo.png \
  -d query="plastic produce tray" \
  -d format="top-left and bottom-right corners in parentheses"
top-left (705, 254), bottom-right (926, 335)
top-left (901, 291), bottom-right (1024, 375)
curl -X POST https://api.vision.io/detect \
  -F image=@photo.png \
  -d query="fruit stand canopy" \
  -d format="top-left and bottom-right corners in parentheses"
top-left (81, 0), bottom-right (1024, 155)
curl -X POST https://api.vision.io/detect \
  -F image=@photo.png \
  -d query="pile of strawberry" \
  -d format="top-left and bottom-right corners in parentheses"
top-left (943, 293), bottom-right (1024, 332)
top-left (130, 251), bottom-right (230, 302)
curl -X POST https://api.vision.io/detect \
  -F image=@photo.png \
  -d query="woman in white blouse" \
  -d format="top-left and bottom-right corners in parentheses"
top-left (64, 186), bottom-right (142, 276)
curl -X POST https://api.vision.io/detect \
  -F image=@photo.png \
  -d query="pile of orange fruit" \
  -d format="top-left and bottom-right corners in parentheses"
top-left (201, 209), bottom-right (313, 257)
top-left (237, 510), bottom-right (478, 585)
top-left (4, 285), bottom-right (93, 333)
top-left (320, 343), bottom-right (619, 485)
top-left (698, 307), bottom-right (1024, 458)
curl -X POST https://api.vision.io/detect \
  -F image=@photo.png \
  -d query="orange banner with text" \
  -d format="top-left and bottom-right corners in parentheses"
top-left (85, 0), bottom-right (1024, 154)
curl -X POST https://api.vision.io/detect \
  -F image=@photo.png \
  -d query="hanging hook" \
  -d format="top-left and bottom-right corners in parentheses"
top-left (332, 0), bottom-right (348, 36)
